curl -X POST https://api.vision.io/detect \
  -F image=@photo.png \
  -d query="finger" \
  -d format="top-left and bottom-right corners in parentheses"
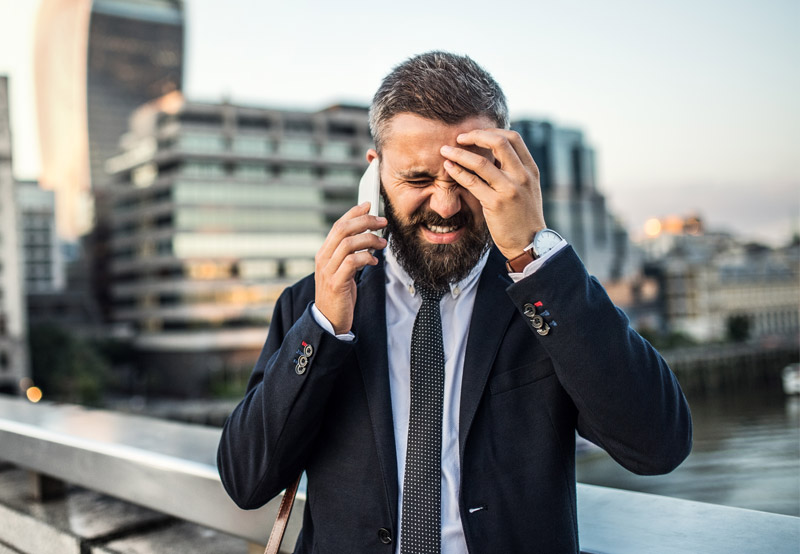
top-left (442, 160), bottom-right (496, 207)
top-left (456, 129), bottom-right (533, 173)
top-left (330, 250), bottom-right (380, 284)
top-left (318, 205), bottom-right (387, 262)
top-left (501, 129), bottom-right (537, 169)
top-left (325, 232), bottom-right (387, 275)
top-left (440, 145), bottom-right (505, 185)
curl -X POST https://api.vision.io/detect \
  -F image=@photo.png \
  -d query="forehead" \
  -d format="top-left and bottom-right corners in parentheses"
top-left (381, 113), bottom-right (495, 166)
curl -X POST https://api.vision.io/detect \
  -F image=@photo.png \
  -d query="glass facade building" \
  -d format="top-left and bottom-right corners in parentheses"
top-left (106, 98), bottom-right (371, 391)
top-left (513, 119), bottom-right (637, 284)
top-left (17, 181), bottom-right (65, 293)
top-left (0, 76), bottom-right (29, 393)
top-left (35, 0), bottom-right (184, 240)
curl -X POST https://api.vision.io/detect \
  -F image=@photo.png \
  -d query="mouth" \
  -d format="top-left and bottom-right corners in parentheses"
top-left (426, 223), bottom-right (459, 234)
top-left (420, 222), bottom-right (465, 244)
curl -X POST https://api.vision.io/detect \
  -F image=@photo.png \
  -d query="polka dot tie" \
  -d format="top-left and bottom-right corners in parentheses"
top-left (401, 284), bottom-right (446, 554)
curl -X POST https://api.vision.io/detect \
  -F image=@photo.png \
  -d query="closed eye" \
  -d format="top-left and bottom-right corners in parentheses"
top-left (405, 180), bottom-right (433, 187)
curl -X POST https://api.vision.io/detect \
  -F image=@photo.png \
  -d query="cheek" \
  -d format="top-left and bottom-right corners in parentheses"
top-left (389, 188), bottom-right (428, 220)
top-left (461, 191), bottom-right (485, 223)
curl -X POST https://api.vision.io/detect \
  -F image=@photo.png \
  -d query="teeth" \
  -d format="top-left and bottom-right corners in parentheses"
top-left (427, 224), bottom-right (458, 234)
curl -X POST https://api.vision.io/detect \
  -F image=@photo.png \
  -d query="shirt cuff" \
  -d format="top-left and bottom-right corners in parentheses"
top-left (311, 303), bottom-right (356, 342)
top-left (508, 239), bottom-right (568, 283)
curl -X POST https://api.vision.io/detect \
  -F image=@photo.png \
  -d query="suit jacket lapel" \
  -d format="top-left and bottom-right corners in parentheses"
top-left (459, 247), bottom-right (516, 459)
top-left (353, 254), bottom-right (399, 525)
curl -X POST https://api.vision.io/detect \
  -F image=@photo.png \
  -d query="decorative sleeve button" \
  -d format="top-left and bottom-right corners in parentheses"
top-left (522, 301), bottom-right (555, 336)
top-left (294, 341), bottom-right (314, 375)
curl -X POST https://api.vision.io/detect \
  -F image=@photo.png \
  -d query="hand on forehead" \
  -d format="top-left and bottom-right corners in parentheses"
top-left (380, 114), bottom-right (496, 176)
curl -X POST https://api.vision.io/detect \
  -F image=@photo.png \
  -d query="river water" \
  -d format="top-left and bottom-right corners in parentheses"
top-left (576, 385), bottom-right (800, 517)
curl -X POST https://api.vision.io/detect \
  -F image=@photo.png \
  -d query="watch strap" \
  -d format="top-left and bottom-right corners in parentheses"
top-left (505, 248), bottom-right (536, 273)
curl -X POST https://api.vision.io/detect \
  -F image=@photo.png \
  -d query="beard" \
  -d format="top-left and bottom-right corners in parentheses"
top-left (382, 191), bottom-right (492, 290)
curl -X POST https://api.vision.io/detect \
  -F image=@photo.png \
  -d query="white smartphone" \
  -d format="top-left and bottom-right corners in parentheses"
top-left (357, 158), bottom-right (382, 237)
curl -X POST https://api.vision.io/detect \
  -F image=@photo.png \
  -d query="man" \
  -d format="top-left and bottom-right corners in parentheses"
top-left (218, 51), bottom-right (692, 553)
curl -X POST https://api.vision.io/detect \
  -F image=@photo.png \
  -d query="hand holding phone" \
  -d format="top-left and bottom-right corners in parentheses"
top-left (314, 160), bottom-right (387, 334)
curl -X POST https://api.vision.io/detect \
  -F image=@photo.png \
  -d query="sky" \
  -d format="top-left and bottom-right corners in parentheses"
top-left (1, 0), bottom-right (798, 244)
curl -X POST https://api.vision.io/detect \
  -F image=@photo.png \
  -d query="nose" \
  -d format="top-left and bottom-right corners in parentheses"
top-left (428, 180), bottom-right (462, 220)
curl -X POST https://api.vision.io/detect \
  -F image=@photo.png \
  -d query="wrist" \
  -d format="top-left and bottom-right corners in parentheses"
top-left (505, 228), bottom-right (563, 273)
top-left (505, 249), bottom-right (536, 273)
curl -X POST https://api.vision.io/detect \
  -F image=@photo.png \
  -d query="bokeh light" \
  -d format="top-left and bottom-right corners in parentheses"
top-left (26, 386), bottom-right (43, 403)
top-left (644, 218), bottom-right (662, 237)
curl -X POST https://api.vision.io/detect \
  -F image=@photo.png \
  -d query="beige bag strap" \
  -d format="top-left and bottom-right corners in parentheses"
top-left (264, 475), bottom-right (302, 554)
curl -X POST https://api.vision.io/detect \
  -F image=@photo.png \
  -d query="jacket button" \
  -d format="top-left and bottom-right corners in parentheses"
top-left (523, 303), bottom-right (536, 318)
top-left (530, 314), bottom-right (545, 329)
top-left (377, 527), bottom-right (392, 544)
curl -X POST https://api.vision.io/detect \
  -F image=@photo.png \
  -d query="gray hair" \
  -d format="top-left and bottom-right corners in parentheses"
top-left (369, 51), bottom-right (509, 152)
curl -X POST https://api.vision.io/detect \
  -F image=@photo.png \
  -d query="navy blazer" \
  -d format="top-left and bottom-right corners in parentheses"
top-left (218, 246), bottom-right (692, 553)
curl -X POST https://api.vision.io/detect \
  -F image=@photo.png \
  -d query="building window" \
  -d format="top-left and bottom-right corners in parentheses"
top-left (232, 136), bottom-right (271, 155)
top-left (279, 139), bottom-right (316, 159)
top-left (321, 141), bottom-right (352, 161)
top-left (178, 133), bottom-right (226, 153)
top-left (235, 163), bottom-right (269, 180)
top-left (324, 168), bottom-right (359, 185)
top-left (174, 232), bottom-right (325, 258)
top-left (592, 196), bottom-right (608, 246)
top-left (285, 258), bottom-right (316, 278)
top-left (238, 259), bottom-right (280, 278)
top-left (174, 182), bottom-right (321, 206)
top-left (181, 161), bottom-right (225, 177)
top-left (175, 208), bottom-right (324, 231)
top-left (282, 166), bottom-right (315, 182)
top-left (238, 116), bottom-right (271, 131)
top-left (285, 119), bottom-right (313, 134)
top-left (180, 113), bottom-right (224, 126)
top-left (327, 122), bottom-right (356, 137)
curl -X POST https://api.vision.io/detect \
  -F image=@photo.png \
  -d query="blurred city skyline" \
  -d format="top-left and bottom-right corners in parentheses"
top-left (1, 0), bottom-right (798, 245)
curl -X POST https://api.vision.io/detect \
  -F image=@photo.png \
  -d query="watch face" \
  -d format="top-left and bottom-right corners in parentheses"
top-left (534, 229), bottom-right (562, 256)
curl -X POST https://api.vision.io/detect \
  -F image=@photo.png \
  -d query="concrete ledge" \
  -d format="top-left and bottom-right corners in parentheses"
top-left (2, 397), bottom-right (798, 553)
top-left (0, 542), bottom-right (24, 554)
top-left (0, 468), bottom-right (264, 554)
top-left (0, 397), bottom-right (301, 545)
top-left (0, 468), bottom-right (168, 554)
top-left (0, 502), bottom-right (81, 554)
top-left (91, 522), bottom-right (260, 554)
top-left (577, 483), bottom-right (800, 553)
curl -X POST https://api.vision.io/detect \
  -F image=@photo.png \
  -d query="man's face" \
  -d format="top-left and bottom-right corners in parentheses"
top-left (367, 113), bottom-right (495, 290)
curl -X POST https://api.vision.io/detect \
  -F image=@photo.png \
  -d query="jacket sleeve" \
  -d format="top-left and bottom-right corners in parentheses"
top-left (505, 246), bottom-right (692, 475)
top-left (217, 283), bottom-right (356, 509)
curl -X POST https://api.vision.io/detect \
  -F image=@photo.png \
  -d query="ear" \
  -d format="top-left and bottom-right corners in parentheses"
top-left (366, 148), bottom-right (379, 163)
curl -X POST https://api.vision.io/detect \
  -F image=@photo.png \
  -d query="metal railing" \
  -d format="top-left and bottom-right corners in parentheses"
top-left (0, 396), bottom-right (797, 553)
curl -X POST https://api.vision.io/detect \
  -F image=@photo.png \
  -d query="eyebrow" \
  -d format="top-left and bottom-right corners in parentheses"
top-left (396, 168), bottom-right (438, 180)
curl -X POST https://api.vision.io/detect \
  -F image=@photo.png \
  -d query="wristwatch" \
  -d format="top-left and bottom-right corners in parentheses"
top-left (505, 228), bottom-right (563, 273)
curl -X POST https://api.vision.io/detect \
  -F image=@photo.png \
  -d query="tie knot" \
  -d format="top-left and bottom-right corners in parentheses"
top-left (415, 283), bottom-right (447, 303)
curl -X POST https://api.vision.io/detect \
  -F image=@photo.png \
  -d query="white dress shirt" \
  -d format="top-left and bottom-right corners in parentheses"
top-left (312, 238), bottom-right (567, 552)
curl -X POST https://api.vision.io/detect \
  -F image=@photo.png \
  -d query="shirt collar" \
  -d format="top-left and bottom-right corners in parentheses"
top-left (383, 238), bottom-right (490, 300)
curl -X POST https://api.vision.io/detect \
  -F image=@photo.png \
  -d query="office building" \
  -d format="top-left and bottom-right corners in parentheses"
top-left (17, 180), bottom-right (101, 337)
top-left (513, 120), bottom-right (637, 285)
top-left (17, 180), bottom-right (65, 293)
top-left (35, 0), bottom-right (184, 240)
top-left (0, 76), bottom-right (29, 394)
top-left (643, 217), bottom-right (800, 341)
top-left (106, 95), bottom-right (371, 394)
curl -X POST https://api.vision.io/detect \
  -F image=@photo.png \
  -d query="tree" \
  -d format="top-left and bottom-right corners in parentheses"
top-left (28, 323), bottom-right (110, 405)
top-left (727, 315), bottom-right (750, 343)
